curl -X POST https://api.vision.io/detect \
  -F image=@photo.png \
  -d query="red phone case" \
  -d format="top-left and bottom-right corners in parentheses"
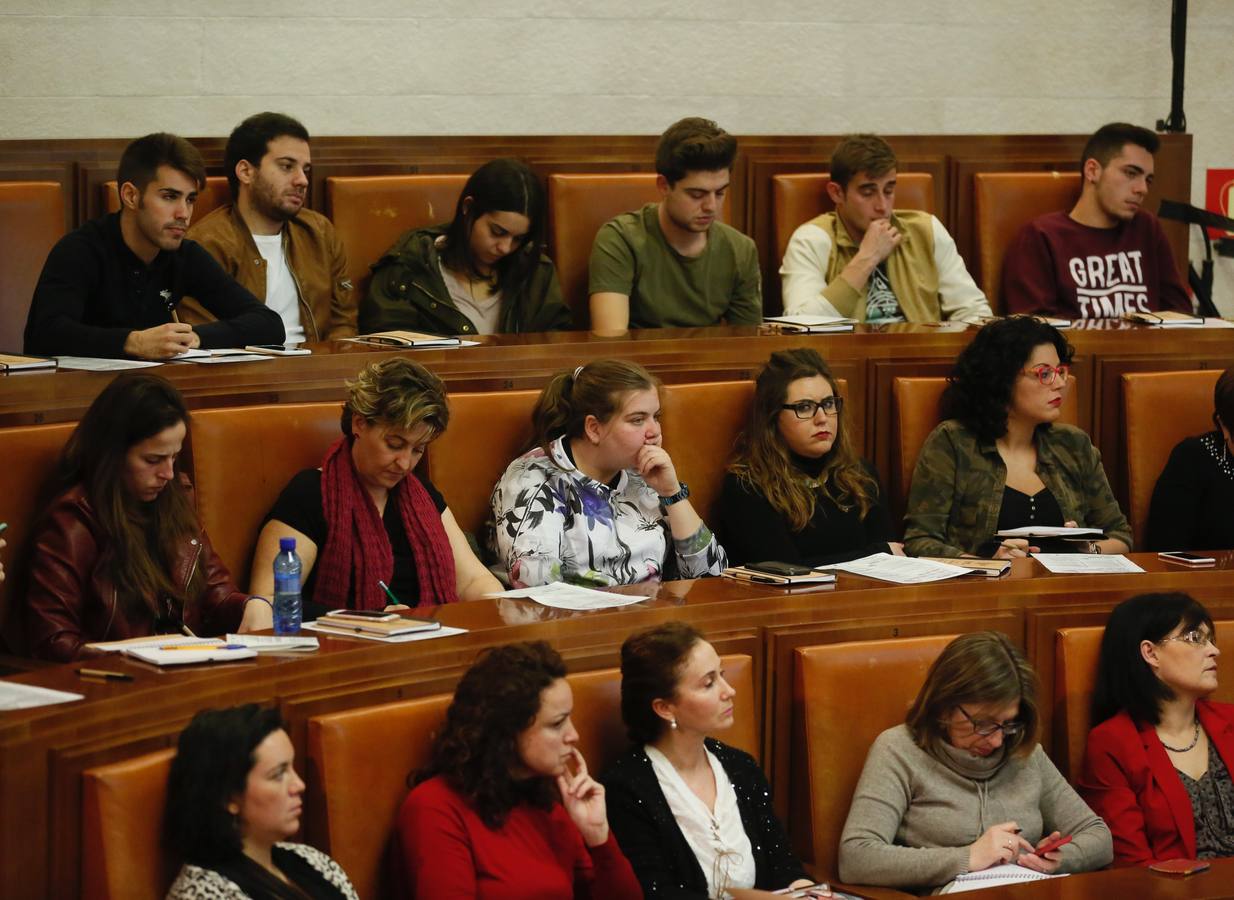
top-left (1149, 858), bottom-right (1211, 875)
top-left (1036, 833), bottom-right (1073, 854)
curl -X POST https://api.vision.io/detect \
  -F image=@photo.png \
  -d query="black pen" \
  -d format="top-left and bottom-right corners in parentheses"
top-left (77, 668), bottom-right (133, 682)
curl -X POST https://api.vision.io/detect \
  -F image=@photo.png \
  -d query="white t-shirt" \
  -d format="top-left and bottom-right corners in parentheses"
top-left (645, 744), bottom-right (756, 898)
top-left (252, 231), bottom-right (305, 344)
top-left (437, 250), bottom-right (503, 334)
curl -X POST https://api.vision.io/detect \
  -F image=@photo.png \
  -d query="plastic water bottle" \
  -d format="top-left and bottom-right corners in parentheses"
top-left (273, 537), bottom-right (302, 635)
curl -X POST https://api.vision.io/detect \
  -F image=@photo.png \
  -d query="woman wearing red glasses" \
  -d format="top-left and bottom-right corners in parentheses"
top-left (904, 316), bottom-right (1131, 559)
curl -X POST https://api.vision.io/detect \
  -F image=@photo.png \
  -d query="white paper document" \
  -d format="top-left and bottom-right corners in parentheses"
top-left (224, 634), bottom-right (319, 652)
top-left (1032, 553), bottom-right (1145, 574)
top-left (301, 621), bottom-right (467, 642)
top-left (0, 682), bottom-right (85, 711)
top-left (174, 352), bottom-right (270, 364)
top-left (822, 553), bottom-right (974, 584)
top-left (487, 582), bottom-right (648, 610)
top-left (996, 525), bottom-right (1102, 538)
top-left (943, 863), bottom-right (1065, 892)
top-left (86, 635), bottom-right (221, 653)
top-left (54, 356), bottom-right (163, 371)
top-left (125, 646), bottom-right (258, 666)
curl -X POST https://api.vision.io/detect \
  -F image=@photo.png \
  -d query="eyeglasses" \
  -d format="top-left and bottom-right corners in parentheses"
top-left (1021, 364), bottom-right (1070, 386)
top-left (1158, 629), bottom-right (1217, 649)
top-left (782, 396), bottom-right (843, 419)
top-left (957, 705), bottom-right (1025, 738)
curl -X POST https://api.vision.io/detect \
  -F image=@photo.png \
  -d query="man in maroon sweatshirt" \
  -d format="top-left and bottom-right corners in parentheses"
top-left (1002, 122), bottom-right (1191, 320)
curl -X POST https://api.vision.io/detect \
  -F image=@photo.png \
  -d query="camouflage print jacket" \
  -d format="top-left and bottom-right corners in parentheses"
top-left (903, 419), bottom-right (1132, 558)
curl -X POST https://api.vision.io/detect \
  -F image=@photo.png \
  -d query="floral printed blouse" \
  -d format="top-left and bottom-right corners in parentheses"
top-left (488, 436), bottom-right (727, 588)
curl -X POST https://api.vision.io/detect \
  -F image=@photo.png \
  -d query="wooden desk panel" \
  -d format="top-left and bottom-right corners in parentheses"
top-left (952, 856), bottom-right (1234, 899)
top-left (4, 555), bottom-right (1234, 897)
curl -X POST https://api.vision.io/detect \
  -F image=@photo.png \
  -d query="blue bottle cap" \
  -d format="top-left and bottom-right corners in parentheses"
top-left (279, 537), bottom-right (296, 552)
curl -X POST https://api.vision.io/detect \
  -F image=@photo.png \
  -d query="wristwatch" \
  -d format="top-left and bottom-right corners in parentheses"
top-left (659, 482), bottom-right (690, 508)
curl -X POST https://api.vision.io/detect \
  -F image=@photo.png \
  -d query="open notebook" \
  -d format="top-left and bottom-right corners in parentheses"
top-left (943, 863), bottom-right (1065, 893)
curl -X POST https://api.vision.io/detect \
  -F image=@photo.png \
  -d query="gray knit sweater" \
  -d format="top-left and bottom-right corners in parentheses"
top-left (838, 724), bottom-right (1112, 893)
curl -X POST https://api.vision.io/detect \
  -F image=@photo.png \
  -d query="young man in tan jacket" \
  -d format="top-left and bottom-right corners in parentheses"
top-left (185, 112), bottom-right (357, 342)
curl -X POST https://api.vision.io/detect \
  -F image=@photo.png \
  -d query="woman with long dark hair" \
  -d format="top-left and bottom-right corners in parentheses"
top-left (904, 316), bottom-right (1131, 558)
top-left (1081, 593), bottom-right (1234, 865)
top-left (488, 359), bottom-right (726, 588)
top-left (362, 158), bottom-right (573, 336)
top-left (717, 347), bottom-right (899, 566)
top-left (165, 704), bottom-right (358, 899)
top-left (398, 641), bottom-right (641, 898)
top-left (25, 374), bottom-right (260, 661)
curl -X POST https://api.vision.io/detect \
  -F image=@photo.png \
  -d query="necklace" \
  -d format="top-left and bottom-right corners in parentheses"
top-left (1159, 720), bottom-right (1201, 753)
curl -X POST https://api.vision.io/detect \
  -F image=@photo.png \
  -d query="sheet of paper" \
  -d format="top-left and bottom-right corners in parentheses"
top-left (822, 553), bottom-right (974, 584)
top-left (486, 582), bottom-right (648, 610)
top-left (54, 356), bottom-right (162, 371)
top-left (170, 348), bottom-right (212, 359)
top-left (996, 525), bottom-right (1102, 538)
top-left (125, 646), bottom-right (258, 666)
top-left (224, 634), bottom-right (319, 652)
top-left (0, 682), bottom-right (85, 711)
top-left (1032, 553), bottom-right (1145, 574)
top-left (86, 635), bottom-right (221, 653)
top-left (173, 353), bottom-right (270, 364)
top-left (302, 621), bottom-right (467, 642)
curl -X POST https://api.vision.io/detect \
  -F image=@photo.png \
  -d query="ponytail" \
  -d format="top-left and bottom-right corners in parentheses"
top-left (526, 359), bottom-right (660, 454)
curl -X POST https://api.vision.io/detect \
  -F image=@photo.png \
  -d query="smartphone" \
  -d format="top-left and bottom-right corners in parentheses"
top-left (746, 561), bottom-right (813, 577)
top-left (1035, 833), bottom-right (1073, 855)
top-left (1158, 551), bottom-right (1217, 566)
top-left (244, 344), bottom-right (311, 356)
top-left (326, 609), bottom-right (400, 622)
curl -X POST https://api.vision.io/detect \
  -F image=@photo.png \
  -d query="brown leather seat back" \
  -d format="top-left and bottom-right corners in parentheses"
top-left (1122, 369), bottom-right (1221, 548)
top-left (1056, 621), bottom-right (1234, 781)
top-left (0, 421), bottom-right (76, 650)
top-left (659, 381), bottom-right (755, 524)
top-left (102, 176), bottom-right (230, 222)
top-left (81, 748), bottom-right (177, 900)
top-left (326, 175), bottom-right (467, 306)
top-left (306, 693), bottom-right (451, 900)
top-left (771, 172), bottom-right (935, 264)
top-left (188, 403), bottom-right (343, 589)
top-left (893, 375), bottom-right (1079, 526)
top-left (546, 174), bottom-right (664, 325)
top-left (794, 634), bottom-right (954, 879)
top-left (425, 389), bottom-right (540, 538)
top-left (973, 172), bottom-right (1081, 312)
top-left (569, 653), bottom-right (757, 778)
top-left (0, 181), bottom-right (65, 354)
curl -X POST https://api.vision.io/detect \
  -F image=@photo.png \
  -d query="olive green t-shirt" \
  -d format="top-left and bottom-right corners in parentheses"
top-left (588, 203), bottom-right (763, 328)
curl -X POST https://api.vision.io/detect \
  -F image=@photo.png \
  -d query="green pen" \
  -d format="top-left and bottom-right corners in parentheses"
top-left (378, 579), bottom-right (402, 606)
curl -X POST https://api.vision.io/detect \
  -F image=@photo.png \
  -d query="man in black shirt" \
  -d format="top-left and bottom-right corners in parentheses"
top-left (23, 132), bottom-right (284, 359)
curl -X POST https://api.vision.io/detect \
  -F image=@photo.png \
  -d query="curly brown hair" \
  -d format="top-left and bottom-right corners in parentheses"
top-left (417, 641), bottom-right (568, 827)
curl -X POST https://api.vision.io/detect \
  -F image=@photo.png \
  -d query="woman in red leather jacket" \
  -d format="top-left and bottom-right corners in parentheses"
top-left (25, 374), bottom-right (264, 661)
top-left (1080, 592), bottom-right (1234, 865)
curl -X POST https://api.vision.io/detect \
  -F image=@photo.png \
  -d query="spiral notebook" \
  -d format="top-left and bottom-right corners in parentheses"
top-left (943, 864), bottom-right (1065, 892)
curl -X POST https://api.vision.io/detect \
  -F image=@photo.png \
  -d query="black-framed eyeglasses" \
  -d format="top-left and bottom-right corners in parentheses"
top-left (1021, 363), bottom-right (1070, 386)
top-left (781, 396), bottom-right (843, 419)
top-left (1158, 628), bottom-right (1217, 649)
top-left (958, 705), bottom-right (1025, 738)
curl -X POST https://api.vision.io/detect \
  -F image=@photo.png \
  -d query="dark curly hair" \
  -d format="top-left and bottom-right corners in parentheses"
top-left (164, 704), bottom-right (284, 866)
top-left (940, 317), bottom-right (1074, 442)
top-left (417, 641), bottom-right (568, 828)
top-left (620, 621), bottom-right (704, 744)
top-left (1091, 592), bottom-right (1215, 727)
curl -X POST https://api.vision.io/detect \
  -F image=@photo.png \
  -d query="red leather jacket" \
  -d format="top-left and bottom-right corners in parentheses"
top-left (25, 481), bottom-right (247, 662)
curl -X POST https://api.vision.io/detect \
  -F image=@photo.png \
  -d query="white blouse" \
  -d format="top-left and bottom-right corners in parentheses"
top-left (645, 744), bottom-right (756, 899)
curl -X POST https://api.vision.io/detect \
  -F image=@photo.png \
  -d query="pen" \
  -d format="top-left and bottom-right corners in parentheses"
top-left (77, 668), bottom-right (133, 681)
top-left (158, 643), bottom-right (246, 651)
top-left (181, 624), bottom-right (198, 638)
top-left (378, 579), bottom-right (402, 605)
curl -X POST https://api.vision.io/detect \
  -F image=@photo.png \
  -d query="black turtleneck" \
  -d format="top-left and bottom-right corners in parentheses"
top-left (714, 455), bottom-right (893, 567)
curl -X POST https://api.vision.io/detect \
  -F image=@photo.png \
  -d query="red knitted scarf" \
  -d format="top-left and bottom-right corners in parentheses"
top-left (315, 436), bottom-right (457, 610)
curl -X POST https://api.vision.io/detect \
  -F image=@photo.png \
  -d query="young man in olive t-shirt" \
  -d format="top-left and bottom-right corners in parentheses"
top-left (588, 117), bottom-right (762, 333)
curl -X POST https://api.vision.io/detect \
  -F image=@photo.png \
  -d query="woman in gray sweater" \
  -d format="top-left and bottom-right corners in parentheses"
top-left (838, 631), bottom-right (1112, 893)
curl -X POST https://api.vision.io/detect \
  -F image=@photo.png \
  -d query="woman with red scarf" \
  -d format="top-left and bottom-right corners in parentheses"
top-left (249, 358), bottom-right (500, 618)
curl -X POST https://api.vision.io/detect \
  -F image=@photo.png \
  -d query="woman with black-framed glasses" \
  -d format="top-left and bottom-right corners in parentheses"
top-left (839, 631), bottom-right (1112, 893)
top-left (716, 348), bottom-right (900, 566)
top-left (1081, 593), bottom-right (1234, 866)
top-left (904, 315), bottom-right (1131, 559)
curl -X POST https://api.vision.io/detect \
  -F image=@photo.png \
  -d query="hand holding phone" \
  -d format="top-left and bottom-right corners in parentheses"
top-left (1034, 833), bottom-right (1072, 855)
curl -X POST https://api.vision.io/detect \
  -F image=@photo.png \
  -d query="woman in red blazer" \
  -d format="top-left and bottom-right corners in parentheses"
top-left (1080, 592), bottom-right (1234, 865)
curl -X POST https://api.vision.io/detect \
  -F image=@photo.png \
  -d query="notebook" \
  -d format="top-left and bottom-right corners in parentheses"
top-left (344, 330), bottom-right (462, 348)
top-left (0, 353), bottom-right (56, 372)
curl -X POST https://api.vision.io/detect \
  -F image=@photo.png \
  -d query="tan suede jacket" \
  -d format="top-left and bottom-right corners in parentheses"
top-left (184, 203), bottom-right (357, 340)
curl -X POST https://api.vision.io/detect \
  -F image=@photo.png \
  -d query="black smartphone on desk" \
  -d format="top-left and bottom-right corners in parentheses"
top-left (746, 561), bottom-right (813, 576)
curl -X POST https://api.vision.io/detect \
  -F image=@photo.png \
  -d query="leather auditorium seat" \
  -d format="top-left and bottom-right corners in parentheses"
top-left (1055, 621), bottom-right (1234, 781)
top-left (658, 380), bottom-right (756, 523)
top-left (794, 634), bottom-right (953, 878)
top-left (972, 172), bottom-right (1081, 312)
top-left (771, 172), bottom-right (935, 266)
top-left (188, 402), bottom-right (343, 588)
top-left (892, 375), bottom-right (1079, 527)
top-left (325, 174), bottom-right (467, 305)
top-left (102, 176), bottom-right (230, 222)
top-left (81, 748), bottom-right (177, 900)
top-left (1122, 369), bottom-right (1221, 549)
top-left (546, 173), bottom-right (664, 326)
top-left (0, 181), bottom-right (64, 354)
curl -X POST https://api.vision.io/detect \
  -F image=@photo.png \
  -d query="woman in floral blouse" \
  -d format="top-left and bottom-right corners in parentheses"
top-left (488, 359), bottom-right (726, 587)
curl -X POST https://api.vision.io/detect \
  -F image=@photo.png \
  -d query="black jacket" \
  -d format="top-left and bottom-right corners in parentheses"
top-left (602, 739), bottom-right (808, 898)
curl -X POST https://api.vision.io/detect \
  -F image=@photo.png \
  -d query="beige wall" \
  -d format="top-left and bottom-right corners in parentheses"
top-left (2, 0), bottom-right (1232, 305)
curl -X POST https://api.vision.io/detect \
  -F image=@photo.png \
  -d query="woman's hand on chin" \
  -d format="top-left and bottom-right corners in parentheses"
top-left (636, 444), bottom-right (680, 497)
